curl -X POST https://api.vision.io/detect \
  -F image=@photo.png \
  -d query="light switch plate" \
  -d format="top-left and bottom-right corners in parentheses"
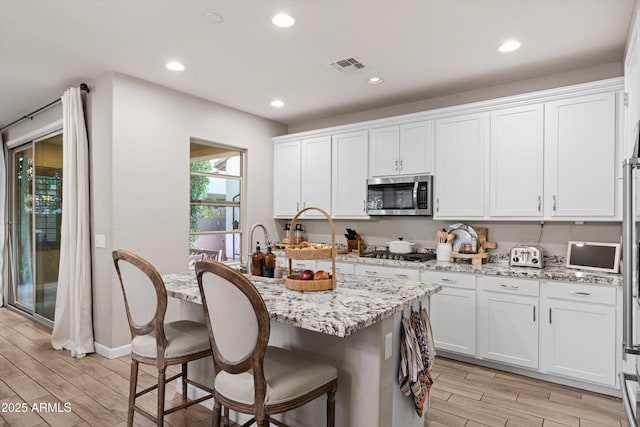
top-left (95, 234), bottom-right (106, 248)
top-left (384, 332), bottom-right (393, 360)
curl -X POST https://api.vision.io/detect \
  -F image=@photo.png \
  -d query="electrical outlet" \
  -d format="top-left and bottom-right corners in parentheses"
top-left (384, 332), bottom-right (393, 360)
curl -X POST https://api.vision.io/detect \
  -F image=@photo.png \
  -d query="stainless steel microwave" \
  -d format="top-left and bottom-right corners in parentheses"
top-left (366, 175), bottom-right (433, 216)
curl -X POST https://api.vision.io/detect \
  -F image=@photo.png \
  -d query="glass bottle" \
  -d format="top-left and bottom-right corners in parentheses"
top-left (263, 246), bottom-right (276, 278)
top-left (251, 243), bottom-right (264, 276)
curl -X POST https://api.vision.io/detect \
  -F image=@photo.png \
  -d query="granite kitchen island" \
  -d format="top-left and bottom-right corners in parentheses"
top-left (163, 269), bottom-right (440, 427)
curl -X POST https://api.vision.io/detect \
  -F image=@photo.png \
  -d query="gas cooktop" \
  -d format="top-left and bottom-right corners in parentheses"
top-left (360, 251), bottom-right (436, 262)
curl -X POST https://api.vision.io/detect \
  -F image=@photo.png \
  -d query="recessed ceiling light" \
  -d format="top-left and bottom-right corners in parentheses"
top-left (166, 61), bottom-right (185, 71)
top-left (271, 99), bottom-right (285, 108)
top-left (272, 13), bottom-right (295, 28)
top-left (367, 77), bottom-right (384, 85)
top-left (202, 11), bottom-right (224, 24)
top-left (498, 40), bottom-right (521, 53)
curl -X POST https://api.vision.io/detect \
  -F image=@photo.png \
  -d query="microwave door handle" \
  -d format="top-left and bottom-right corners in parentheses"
top-left (412, 181), bottom-right (418, 210)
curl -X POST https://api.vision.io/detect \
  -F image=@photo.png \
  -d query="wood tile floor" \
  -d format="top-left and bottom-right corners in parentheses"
top-left (0, 307), bottom-right (630, 427)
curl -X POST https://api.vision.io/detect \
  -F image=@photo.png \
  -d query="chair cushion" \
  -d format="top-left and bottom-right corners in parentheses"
top-left (214, 346), bottom-right (337, 406)
top-left (132, 320), bottom-right (211, 359)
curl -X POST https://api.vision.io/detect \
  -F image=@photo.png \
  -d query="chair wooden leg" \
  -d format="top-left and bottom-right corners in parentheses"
top-left (182, 362), bottom-right (188, 406)
top-left (327, 388), bottom-right (336, 427)
top-left (223, 407), bottom-right (229, 427)
top-left (213, 401), bottom-right (222, 427)
top-left (128, 360), bottom-right (139, 426)
top-left (158, 368), bottom-right (166, 427)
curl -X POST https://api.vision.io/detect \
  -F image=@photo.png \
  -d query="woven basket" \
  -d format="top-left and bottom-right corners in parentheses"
top-left (285, 206), bottom-right (336, 291)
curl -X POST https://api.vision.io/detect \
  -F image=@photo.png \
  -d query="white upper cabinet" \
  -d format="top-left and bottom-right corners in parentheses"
top-left (273, 140), bottom-right (301, 218)
top-left (369, 121), bottom-right (433, 177)
top-left (273, 78), bottom-right (622, 221)
top-left (273, 137), bottom-right (331, 218)
top-left (489, 104), bottom-right (544, 217)
top-left (332, 131), bottom-right (369, 218)
top-left (434, 112), bottom-right (488, 218)
top-left (300, 136), bottom-right (332, 217)
top-left (369, 126), bottom-right (399, 177)
top-left (544, 92), bottom-right (616, 218)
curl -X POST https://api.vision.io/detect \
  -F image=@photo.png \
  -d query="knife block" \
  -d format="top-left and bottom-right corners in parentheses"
top-left (347, 236), bottom-right (364, 255)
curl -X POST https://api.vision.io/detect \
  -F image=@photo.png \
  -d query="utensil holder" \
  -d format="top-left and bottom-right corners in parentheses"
top-left (436, 243), bottom-right (452, 262)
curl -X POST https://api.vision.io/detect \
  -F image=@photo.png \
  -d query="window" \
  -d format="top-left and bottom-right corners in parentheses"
top-left (189, 142), bottom-right (243, 262)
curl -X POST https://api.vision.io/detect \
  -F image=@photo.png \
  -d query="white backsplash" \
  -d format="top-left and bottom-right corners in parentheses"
top-left (277, 217), bottom-right (622, 257)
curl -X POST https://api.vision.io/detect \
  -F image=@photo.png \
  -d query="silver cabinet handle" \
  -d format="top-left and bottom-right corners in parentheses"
top-left (395, 273), bottom-right (409, 278)
top-left (537, 195), bottom-right (541, 212)
top-left (303, 201), bottom-right (306, 208)
top-left (399, 159), bottom-right (403, 171)
top-left (533, 306), bottom-right (536, 322)
top-left (297, 202), bottom-right (300, 211)
top-left (436, 198), bottom-right (439, 213)
top-left (500, 284), bottom-right (520, 289)
top-left (365, 270), bottom-right (378, 275)
top-left (441, 278), bottom-right (456, 283)
top-left (395, 159), bottom-right (398, 171)
top-left (568, 291), bottom-right (591, 296)
top-left (549, 307), bottom-right (552, 324)
top-left (363, 200), bottom-right (366, 212)
top-left (552, 195), bottom-right (557, 212)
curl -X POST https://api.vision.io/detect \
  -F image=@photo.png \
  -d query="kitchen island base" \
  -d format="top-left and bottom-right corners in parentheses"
top-left (177, 298), bottom-right (430, 427)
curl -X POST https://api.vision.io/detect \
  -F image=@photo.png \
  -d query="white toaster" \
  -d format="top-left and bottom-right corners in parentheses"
top-left (509, 246), bottom-right (544, 268)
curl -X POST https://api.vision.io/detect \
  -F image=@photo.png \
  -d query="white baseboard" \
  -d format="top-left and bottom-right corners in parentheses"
top-left (94, 342), bottom-right (131, 359)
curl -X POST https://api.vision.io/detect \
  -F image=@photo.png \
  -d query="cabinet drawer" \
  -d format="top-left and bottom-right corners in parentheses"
top-left (542, 282), bottom-right (616, 305)
top-left (479, 276), bottom-right (540, 297)
top-left (354, 264), bottom-right (419, 280)
top-left (290, 260), bottom-right (316, 271)
top-left (420, 271), bottom-right (476, 289)
top-left (317, 261), bottom-right (355, 275)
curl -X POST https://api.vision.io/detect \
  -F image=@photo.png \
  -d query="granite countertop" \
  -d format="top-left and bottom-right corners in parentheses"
top-left (162, 269), bottom-right (440, 338)
top-left (274, 249), bottom-right (622, 287)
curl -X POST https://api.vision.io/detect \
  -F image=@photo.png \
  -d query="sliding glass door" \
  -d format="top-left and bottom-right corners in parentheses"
top-left (9, 132), bottom-right (63, 324)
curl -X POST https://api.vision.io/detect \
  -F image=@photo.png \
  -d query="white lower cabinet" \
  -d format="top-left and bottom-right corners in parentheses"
top-left (540, 282), bottom-right (617, 386)
top-left (421, 271), bottom-right (477, 356)
top-left (354, 264), bottom-right (420, 281)
top-left (477, 276), bottom-right (539, 369)
top-left (289, 259), bottom-right (316, 271)
top-left (317, 260), bottom-right (355, 275)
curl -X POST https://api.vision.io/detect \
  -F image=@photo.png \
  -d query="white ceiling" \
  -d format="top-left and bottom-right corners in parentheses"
top-left (0, 0), bottom-right (635, 130)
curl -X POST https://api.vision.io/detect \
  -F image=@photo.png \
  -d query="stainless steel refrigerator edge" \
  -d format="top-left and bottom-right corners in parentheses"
top-left (621, 157), bottom-right (640, 427)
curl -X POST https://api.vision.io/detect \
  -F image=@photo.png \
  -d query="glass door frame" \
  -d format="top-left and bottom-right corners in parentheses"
top-left (7, 129), bottom-right (62, 327)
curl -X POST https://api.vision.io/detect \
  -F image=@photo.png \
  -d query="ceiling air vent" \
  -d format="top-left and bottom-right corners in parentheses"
top-left (327, 57), bottom-right (366, 74)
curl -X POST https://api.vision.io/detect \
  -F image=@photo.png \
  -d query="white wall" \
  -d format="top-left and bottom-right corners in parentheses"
top-left (288, 63), bottom-right (622, 133)
top-left (290, 218), bottom-right (621, 258)
top-left (89, 72), bottom-right (286, 349)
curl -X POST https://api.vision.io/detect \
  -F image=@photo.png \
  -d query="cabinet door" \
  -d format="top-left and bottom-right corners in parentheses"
top-left (434, 113), bottom-right (488, 218)
top-left (540, 299), bottom-right (616, 386)
top-left (477, 291), bottom-right (539, 369)
top-left (301, 136), bottom-right (332, 217)
top-left (273, 141), bottom-right (301, 217)
top-left (399, 120), bottom-right (434, 175)
top-left (490, 104), bottom-right (544, 217)
top-left (545, 93), bottom-right (616, 217)
top-left (429, 288), bottom-right (476, 355)
top-left (369, 126), bottom-right (399, 177)
top-left (332, 131), bottom-right (369, 218)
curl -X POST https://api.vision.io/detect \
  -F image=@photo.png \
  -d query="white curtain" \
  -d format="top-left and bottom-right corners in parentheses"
top-left (0, 136), bottom-right (6, 307)
top-left (51, 87), bottom-right (94, 358)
